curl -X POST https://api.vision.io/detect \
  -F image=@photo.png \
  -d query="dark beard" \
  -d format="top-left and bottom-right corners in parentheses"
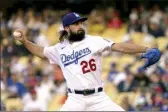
top-left (67, 29), bottom-right (85, 42)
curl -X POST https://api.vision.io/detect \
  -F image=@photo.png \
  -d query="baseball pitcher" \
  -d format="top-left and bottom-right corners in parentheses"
top-left (13, 12), bottom-right (161, 111)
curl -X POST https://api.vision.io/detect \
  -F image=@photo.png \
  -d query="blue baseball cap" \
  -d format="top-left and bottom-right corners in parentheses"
top-left (62, 12), bottom-right (87, 28)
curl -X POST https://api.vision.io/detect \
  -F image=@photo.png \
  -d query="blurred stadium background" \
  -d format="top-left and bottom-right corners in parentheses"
top-left (1, 0), bottom-right (168, 111)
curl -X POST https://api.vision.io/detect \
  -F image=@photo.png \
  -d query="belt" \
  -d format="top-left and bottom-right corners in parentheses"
top-left (67, 87), bottom-right (103, 96)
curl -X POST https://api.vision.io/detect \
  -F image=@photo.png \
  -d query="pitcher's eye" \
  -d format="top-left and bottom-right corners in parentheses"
top-left (73, 21), bottom-right (83, 25)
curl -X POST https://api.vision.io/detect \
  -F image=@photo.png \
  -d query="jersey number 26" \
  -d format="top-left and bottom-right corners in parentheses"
top-left (80, 59), bottom-right (96, 74)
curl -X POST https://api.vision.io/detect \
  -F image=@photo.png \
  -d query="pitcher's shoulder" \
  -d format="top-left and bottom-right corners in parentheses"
top-left (86, 34), bottom-right (102, 38)
top-left (85, 35), bottom-right (104, 42)
top-left (54, 42), bottom-right (65, 50)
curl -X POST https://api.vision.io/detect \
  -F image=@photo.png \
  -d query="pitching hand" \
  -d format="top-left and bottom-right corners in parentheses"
top-left (12, 30), bottom-right (26, 43)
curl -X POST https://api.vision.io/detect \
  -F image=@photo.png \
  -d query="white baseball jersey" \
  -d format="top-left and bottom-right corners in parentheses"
top-left (43, 35), bottom-right (114, 90)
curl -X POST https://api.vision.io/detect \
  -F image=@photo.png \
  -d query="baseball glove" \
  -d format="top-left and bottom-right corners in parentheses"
top-left (139, 48), bottom-right (161, 70)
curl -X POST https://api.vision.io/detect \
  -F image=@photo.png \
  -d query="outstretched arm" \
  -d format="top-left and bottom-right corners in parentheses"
top-left (13, 30), bottom-right (45, 58)
top-left (111, 43), bottom-right (148, 54)
top-left (111, 42), bottom-right (161, 70)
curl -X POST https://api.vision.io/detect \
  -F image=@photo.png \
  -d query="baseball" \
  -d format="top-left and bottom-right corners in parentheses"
top-left (13, 31), bottom-right (21, 38)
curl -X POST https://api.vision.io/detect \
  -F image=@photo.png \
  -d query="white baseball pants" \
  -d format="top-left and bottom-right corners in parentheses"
top-left (60, 91), bottom-right (125, 111)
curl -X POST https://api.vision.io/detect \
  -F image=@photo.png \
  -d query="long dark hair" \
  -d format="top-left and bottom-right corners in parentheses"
top-left (59, 30), bottom-right (68, 42)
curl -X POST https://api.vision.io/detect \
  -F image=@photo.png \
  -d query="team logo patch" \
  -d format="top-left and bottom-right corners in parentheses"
top-left (60, 47), bottom-right (91, 66)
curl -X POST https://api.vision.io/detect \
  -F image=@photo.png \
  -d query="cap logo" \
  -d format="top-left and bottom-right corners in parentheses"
top-left (74, 13), bottom-right (80, 17)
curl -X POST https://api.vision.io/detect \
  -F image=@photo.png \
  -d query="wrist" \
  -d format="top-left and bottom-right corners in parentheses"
top-left (140, 47), bottom-right (149, 58)
top-left (22, 38), bottom-right (28, 44)
top-left (144, 47), bottom-right (150, 53)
